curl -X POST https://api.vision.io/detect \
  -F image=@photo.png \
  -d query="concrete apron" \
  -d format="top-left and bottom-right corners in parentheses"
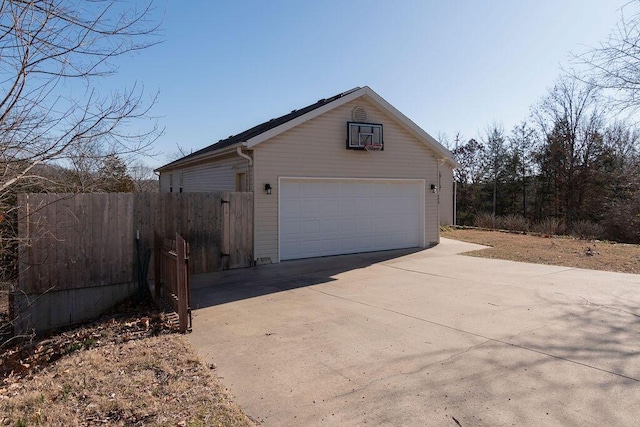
top-left (187, 238), bottom-right (640, 426)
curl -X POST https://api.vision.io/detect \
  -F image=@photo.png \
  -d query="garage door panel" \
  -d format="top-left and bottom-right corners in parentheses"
top-left (281, 200), bottom-right (301, 218)
top-left (282, 220), bottom-right (301, 236)
top-left (354, 198), bottom-right (373, 214)
top-left (351, 182), bottom-right (375, 197)
top-left (281, 241), bottom-right (300, 257)
top-left (280, 179), bottom-right (423, 260)
top-left (284, 181), bottom-right (302, 196)
top-left (318, 199), bottom-right (339, 217)
top-left (355, 218), bottom-right (373, 233)
top-left (339, 217), bottom-right (357, 232)
top-left (301, 220), bottom-right (319, 235)
top-left (339, 199), bottom-right (357, 216)
top-left (319, 219), bottom-right (339, 234)
top-left (301, 200), bottom-right (319, 217)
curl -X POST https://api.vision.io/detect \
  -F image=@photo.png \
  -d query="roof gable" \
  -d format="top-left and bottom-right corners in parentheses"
top-left (157, 86), bottom-right (457, 171)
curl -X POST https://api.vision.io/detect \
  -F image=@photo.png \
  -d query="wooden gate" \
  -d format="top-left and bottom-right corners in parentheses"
top-left (155, 233), bottom-right (191, 333)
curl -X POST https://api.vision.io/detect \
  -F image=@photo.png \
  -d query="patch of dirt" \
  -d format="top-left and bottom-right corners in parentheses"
top-left (442, 228), bottom-right (640, 274)
top-left (0, 298), bottom-right (255, 426)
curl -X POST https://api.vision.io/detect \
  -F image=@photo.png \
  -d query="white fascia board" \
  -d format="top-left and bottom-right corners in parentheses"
top-left (362, 87), bottom-right (460, 168)
top-left (245, 88), bottom-right (368, 148)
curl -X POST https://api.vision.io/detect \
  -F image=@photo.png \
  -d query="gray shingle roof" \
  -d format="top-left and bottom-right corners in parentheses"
top-left (159, 87), bottom-right (361, 170)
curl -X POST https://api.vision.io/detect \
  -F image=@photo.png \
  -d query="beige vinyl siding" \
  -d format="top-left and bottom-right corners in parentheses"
top-left (159, 172), bottom-right (170, 193)
top-left (439, 165), bottom-right (454, 225)
top-left (253, 97), bottom-right (442, 262)
top-left (159, 155), bottom-right (252, 193)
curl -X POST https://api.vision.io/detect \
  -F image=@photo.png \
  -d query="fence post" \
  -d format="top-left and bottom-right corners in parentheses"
top-left (221, 192), bottom-right (230, 270)
top-left (176, 233), bottom-right (189, 333)
top-left (154, 232), bottom-right (162, 298)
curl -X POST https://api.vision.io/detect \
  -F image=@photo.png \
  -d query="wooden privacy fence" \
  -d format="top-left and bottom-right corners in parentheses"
top-left (18, 192), bottom-right (253, 295)
top-left (155, 233), bottom-right (191, 333)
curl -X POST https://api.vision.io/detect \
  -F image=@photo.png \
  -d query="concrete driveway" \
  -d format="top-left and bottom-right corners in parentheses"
top-left (187, 238), bottom-right (640, 426)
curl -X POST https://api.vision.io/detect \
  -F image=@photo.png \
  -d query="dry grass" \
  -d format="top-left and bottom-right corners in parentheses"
top-left (442, 228), bottom-right (640, 274)
top-left (0, 334), bottom-right (254, 426)
top-left (0, 298), bottom-right (254, 427)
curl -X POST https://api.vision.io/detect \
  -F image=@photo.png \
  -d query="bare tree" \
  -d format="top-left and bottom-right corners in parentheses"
top-left (572, 1), bottom-right (640, 111)
top-left (482, 123), bottom-right (507, 222)
top-left (451, 135), bottom-right (486, 225)
top-left (129, 161), bottom-right (158, 192)
top-left (165, 143), bottom-right (194, 163)
top-left (532, 76), bottom-right (607, 228)
top-left (0, 0), bottom-right (160, 194)
top-left (0, 0), bottom-right (161, 340)
top-left (508, 121), bottom-right (538, 216)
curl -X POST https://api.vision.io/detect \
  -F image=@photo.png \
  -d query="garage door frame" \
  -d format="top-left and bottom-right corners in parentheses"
top-left (278, 177), bottom-right (426, 262)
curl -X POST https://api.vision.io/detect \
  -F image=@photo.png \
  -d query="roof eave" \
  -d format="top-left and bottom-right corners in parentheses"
top-left (245, 86), bottom-right (458, 167)
top-left (361, 87), bottom-right (459, 167)
top-left (155, 142), bottom-right (246, 173)
top-left (245, 87), bottom-right (368, 148)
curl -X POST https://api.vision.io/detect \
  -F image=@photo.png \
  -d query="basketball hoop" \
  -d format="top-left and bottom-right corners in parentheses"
top-left (363, 143), bottom-right (383, 152)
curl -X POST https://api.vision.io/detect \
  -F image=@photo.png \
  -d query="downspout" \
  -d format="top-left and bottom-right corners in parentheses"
top-left (237, 145), bottom-right (253, 191)
top-left (236, 146), bottom-right (253, 166)
top-left (237, 145), bottom-right (256, 265)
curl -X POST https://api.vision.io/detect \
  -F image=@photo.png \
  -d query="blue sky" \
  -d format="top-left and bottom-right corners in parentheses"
top-left (112, 1), bottom-right (628, 168)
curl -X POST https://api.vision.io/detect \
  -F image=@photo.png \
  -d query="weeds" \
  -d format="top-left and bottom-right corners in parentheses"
top-left (533, 218), bottom-right (565, 235)
top-left (497, 214), bottom-right (529, 232)
top-left (474, 212), bottom-right (496, 229)
top-left (570, 220), bottom-right (604, 240)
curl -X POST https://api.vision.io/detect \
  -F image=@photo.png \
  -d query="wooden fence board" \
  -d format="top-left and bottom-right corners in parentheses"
top-left (47, 195), bottom-right (59, 291)
top-left (221, 192), bottom-right (230, 271)
top-left (58, 196), bottom-right (71, 288)
top-left (210, 192), bottom-right (223, 272)
top-left (241, 192), bottom-right (253, 268)
top-left (229, 192), bottom-right (253, 269)
top-left (28, 196), bottom-right (42, 292)
top-left (229, 192), bottom-right (239, 269)
top-left (17, 194), bottom-right (28, 292)
top-left (90, 194), bottom-right (103, 286)
top-left (78, 194), bottom-right (90, 288)
top-left (120, 194), bottom-right (134, 284)
top-left (99, 194), bottom-right (112, 286)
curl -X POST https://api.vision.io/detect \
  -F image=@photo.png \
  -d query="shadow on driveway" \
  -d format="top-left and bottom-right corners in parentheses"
top-left (190, 247), bottom-right (422, 309)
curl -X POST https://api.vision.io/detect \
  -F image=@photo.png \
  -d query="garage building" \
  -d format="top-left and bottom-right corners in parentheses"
top-left (156, 86), bottom-right (458, 264)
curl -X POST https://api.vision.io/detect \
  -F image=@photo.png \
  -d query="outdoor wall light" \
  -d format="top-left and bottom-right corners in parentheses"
top-left (430, 184), bottom-right (438, 194)
top-left (264, 183), bottom-right (272, 194)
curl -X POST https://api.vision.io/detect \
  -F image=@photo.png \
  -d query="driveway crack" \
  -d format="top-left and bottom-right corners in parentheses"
top-left (579, 296), bottom-right (640, 318)
top-left (380, 264), bottom-right (458, 280)
top-left (330, 339), bottom-right (493, 401)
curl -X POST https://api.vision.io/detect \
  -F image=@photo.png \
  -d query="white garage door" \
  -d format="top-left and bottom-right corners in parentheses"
top-left (279, 178), bottom-right (424, 260)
